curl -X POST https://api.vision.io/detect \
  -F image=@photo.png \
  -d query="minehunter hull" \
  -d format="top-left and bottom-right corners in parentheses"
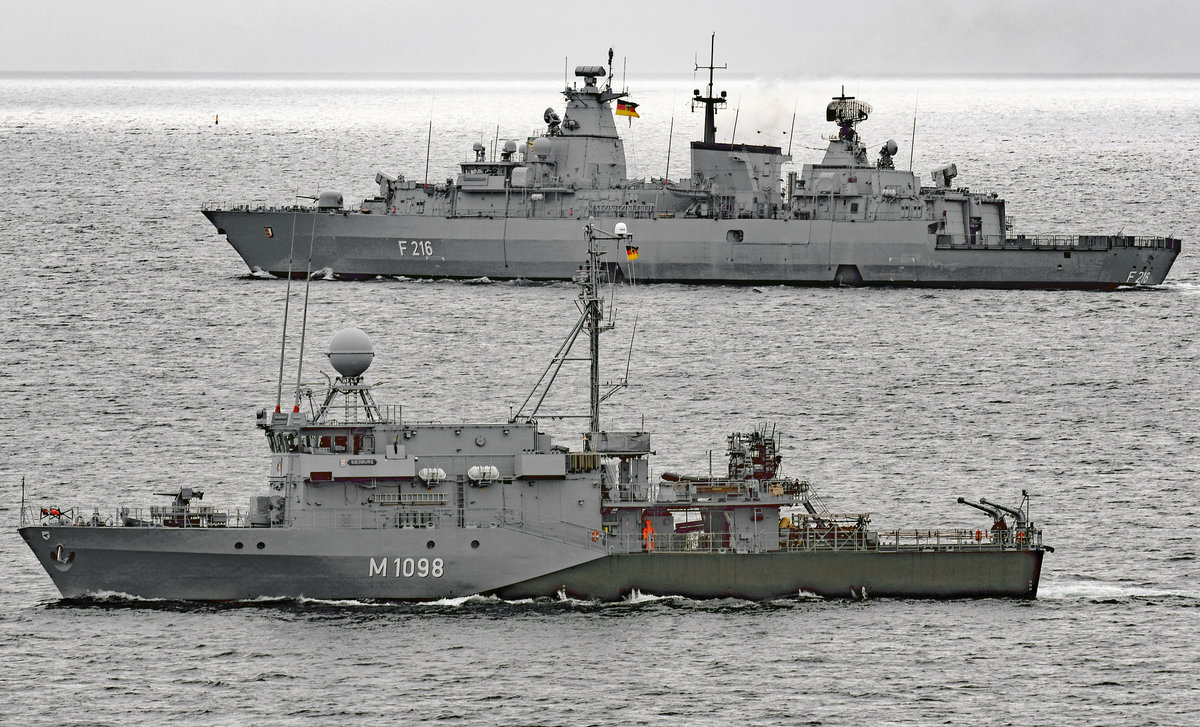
top-left (19, 525), bottom-right (606, 601)
top-left (21, 524), bottom-right (1043, 602)
top-left (497, 549), bottom-right (1045, 601)
top-left (204, 209), bottom-right (1178, 289)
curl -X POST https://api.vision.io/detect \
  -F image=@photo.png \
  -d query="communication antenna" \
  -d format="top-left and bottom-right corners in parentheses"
top-left (621, 312), bottom-right (640, 386)
top-left (292, 216), bottom-right (318, 412)
top-left (423, 116), bottom-right (433, 186)
top-left (664, 100), bottom-right (676, 182)
top-left (275, 197), bottom-right (302, 412)
top-left (908, 90), bottom-right (919, 171)
top-left (730, 96), bottom-right (741, 144)
top-left (786, 100), bottom-right (797, 156)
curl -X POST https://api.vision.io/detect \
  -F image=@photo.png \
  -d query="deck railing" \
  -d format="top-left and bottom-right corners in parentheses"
top-left (20, 505), bottom-right (248, 528)
top-left (19, 504), bottom-right (1041, 554)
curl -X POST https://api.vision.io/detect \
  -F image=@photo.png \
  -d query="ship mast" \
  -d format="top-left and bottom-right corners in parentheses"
top-left (692, 33), bottom-right (727, 144)
top-left (581, 227), bottom-right (604, 439)
top-left (512, 223), bottom-right (632, 447)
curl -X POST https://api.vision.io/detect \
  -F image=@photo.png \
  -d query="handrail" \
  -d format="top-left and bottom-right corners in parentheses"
top-left (18, 502), bottom-right (1042, 555)
top-left (602, 526), bottom-right (1042, 554)
top-left (19, 505), bottom-right (247, 528)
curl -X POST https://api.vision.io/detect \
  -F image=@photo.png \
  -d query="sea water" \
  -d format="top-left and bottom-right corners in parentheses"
top-left (0, 74), bottom-right (1197, 725)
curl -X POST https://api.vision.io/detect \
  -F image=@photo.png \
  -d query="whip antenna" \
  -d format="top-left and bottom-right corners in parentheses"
top-left (275, 198), bottom-right (301, 412)
top-left (787, 100), bottom-right (797, 156)
top-left (292, 216), bottom-right (318, 412)
top-left (908, 90), bottom-right (919, 171)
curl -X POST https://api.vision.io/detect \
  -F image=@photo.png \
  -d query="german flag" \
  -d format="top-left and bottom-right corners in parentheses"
top-left (615, 100), bottom-right (640, 118)
top-left (626, 245), bottom-right (639, 261)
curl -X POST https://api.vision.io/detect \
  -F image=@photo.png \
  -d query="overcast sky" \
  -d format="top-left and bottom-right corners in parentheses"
top-left (2, 0), bottom-right (1196, 76)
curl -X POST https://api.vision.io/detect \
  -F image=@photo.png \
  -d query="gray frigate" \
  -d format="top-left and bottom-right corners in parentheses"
top-left (19, 222), bottom-right (1049, 601)
top-left (203, 39), bottom-right (1178, 289)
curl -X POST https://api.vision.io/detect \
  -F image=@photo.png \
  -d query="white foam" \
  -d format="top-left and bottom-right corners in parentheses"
top-left (1039, 581), bottom-right (1200, 601)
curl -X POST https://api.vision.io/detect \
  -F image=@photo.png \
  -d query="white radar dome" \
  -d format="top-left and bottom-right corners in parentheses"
top-left (327, 327), bottom-right (374, 378)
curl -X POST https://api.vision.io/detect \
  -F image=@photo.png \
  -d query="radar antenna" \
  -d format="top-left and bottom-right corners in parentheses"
top-left (315, 328), bottom-right (382, 423)
top-left (826, 86), bottom-right (872, 143)
top-left (607, 47), bottom-right (614, 92)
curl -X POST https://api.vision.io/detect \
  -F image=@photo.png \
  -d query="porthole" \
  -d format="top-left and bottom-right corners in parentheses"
top-left (471, 540), bottom-right (480, 549)
top-left (234, 542), bottom-right (244, 550)
top-left (426, 540), bottom-right (436, 550)
top-left (256, 542), bottom-right (265, 550)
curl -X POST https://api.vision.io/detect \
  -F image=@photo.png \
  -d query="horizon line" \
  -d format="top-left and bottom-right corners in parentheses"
top-left (3, 70), bottom-right (1199, 81)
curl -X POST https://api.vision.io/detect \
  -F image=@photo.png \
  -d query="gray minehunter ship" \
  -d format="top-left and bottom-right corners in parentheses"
top-left (204, 39), bottom-right (1177, 289)
top-left (19, 223), bottom-right (1049, 601)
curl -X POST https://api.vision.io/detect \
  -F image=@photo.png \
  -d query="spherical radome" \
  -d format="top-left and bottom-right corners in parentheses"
top-left (327, 327), bottom-right (374, 377)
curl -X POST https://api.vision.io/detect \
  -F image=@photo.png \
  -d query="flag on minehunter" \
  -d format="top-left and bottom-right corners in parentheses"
top-left (626, 245), bottom-right (639, 261)
top-left (615, 100), bottom-right (640, 118)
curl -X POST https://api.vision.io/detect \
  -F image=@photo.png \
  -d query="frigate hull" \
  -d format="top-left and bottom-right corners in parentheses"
top-left (204, 209), bottom-right (1177, 289)
top-left (498, 549), bottom-right (1044, 601)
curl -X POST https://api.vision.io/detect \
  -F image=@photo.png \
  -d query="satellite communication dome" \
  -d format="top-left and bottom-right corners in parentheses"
top-left (327, 327), bottom-right (374, 378)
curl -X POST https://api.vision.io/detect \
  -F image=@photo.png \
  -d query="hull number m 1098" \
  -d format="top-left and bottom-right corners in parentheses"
top-left (398, 240), bottom-right (434, 257)
top-left (369, 557), bottom-right (444, 578)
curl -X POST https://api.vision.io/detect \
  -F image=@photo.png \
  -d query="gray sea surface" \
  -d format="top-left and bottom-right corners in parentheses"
top-left (1, 74), bottom-right (1198, 726)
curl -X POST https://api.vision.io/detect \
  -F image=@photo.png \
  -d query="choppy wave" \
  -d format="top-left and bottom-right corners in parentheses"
top-left (4, 75), bottom-right (1200, 727)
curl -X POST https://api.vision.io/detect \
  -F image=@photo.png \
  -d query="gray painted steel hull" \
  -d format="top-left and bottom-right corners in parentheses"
top-left (205, 209), bottom-right (1177, 289)
top-left (20, 525), bottom-right (605, 601)
top-left (21, 525), bottom-right (1043, 601)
